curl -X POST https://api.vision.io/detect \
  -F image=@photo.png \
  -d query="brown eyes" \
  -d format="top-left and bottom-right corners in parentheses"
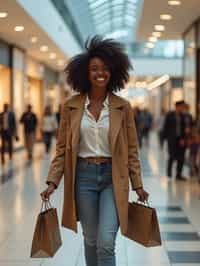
top-left (90, 67), bottom-right (109, 71)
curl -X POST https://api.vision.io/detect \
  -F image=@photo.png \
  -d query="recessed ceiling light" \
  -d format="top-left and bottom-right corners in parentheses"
top-left (152, 31), bottom-right (162, 37)
top-left (154, 25), bottom-right (165, 31)
top-left (146, 43), bottom-right (154, 49)
top-left (40, 45), bottom-right (48, 52)
top-left (168, 0), bottom-right (181, 6)
top-left (0, 12), bottom-right (8, 18)
top-left (57, 60), bottom-right (64, 66)
top-left (49, 53), bottom-right (57, 59)
top-left (160, 14), bottom-right (172, 20)
top-left (14, 26), bottom-right (24, 32)
top-left (30, 36), bottom-right (38, 43)
top-left (148, 36), bottom-right (157, 42)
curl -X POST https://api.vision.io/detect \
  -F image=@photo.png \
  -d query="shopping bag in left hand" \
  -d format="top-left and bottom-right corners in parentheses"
top-left (30, 201), bottom-right (62, 258)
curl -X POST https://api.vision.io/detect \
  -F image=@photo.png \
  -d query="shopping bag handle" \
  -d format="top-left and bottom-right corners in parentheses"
top-left (136, 199), bottom-right (150, 207)
top-left (40, 200), bottom-right (53, 213)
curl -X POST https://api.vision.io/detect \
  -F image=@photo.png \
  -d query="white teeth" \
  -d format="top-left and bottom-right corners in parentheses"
top-left (97, 78), bottom-right (105, 81)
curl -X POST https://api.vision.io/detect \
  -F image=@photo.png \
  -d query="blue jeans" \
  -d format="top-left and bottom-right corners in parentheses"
top-left (75, 159), bottom-right (119, 266)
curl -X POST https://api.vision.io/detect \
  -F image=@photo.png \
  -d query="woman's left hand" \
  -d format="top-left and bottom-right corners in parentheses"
top-left (135, 188), bottom-right (149, 202)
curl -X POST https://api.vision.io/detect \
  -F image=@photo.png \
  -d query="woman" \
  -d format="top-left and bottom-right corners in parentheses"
top-left (41, 36), bottom-right (149, 266)
top-left (42, 105), bottom-right (58, 154)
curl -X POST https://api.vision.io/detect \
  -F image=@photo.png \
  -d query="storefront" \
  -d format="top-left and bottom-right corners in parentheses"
top-left (43, 66), bottom-right (59, 112)
top-left (183, 25), bottom-right (197, 117)
top-left (26, 57), bottom-right (44, 125)
top-left (12, 47), bottom-right (26, 148)
top-left (0, 40), bottom-right (11, 110)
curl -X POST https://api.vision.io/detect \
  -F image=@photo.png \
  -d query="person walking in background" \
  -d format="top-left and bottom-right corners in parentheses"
top-left (0, 103), bottom-right (18, 164)
top-left (194, 103), bottom-right (200, 183)
top-left (183, 103), bottom-right (193, 133)
top-left (140, 108), bottom-right (153, 146)
top-left (187, 125), bottom-right (199, 177)
top-left (156, 108), bottom-right (166, 148)
top-left (56, 104), bottom-right (62, 125)
top-left (182, 102), bottom-right (194, 170)
top-left (162, 100), bottom-right (187, 181)
top-left (20, 104), bottom-right (38, 160)
top-left (133, 106), bottom-right (142, 147)
top-left (40, 36), bottom-right (149, 266)
top-left (42, 105), bottom-right (58, 154)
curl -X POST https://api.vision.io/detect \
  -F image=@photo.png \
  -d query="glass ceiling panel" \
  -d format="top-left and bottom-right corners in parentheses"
top-left (89, 0), bottom-right (109, 10)
top-left (88, 0), bottom-right (142, 39)
top-left (126, 41), bottom-right (184, 59)
top-left (53, 0), bottom-right (143, 47)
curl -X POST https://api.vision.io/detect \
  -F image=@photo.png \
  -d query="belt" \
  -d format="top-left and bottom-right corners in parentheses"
top-left (78, 156), bottom-right (112, 165)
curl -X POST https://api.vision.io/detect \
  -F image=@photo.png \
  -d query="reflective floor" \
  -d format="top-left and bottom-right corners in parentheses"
top-left (0, 134), bottom-right (200, 266)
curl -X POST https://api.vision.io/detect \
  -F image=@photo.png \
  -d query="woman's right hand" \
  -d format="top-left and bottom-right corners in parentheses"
top-left (40, 183), bottom-right (55, 201)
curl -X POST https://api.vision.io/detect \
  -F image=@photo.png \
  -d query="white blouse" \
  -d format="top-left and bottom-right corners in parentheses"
top-left (78, 95), bottom-right (111, 158)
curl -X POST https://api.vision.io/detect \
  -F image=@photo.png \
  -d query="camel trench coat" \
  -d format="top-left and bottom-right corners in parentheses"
top-left (46, 92), bottom-right (143, 235)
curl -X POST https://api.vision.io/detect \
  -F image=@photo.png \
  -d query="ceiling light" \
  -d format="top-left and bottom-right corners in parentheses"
top-left (14, 26), bottom-right (24, 32)
top-left (40, 45), bottom-right (48, 52)
top-left (160, 14), bottom-right (172, 20)
top-left (168, 0), bottom-right (181, 6)
top-left (154, 25), bottom-right (165, 31)
top-left (49, 53), bottom-right (57, 59)
top-left (0, 12), bottom-right (8, 18)
top-left (30, 36), bottom-right (38, 43)
top-left (152, 31), bottom-right (162, 37)
top-left (148, 36), bottom-right (157, 42)
top-left (146, 42), bottom-right (154, 49)
top-left (147, 75), bottom-right (170, 90)
top-left (57, 60), bottom-right (65, 66)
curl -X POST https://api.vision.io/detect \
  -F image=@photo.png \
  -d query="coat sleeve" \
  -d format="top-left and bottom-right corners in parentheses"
top-left (46, 103), bottom-right (68, 188)
top-left (126, 102), bottom-right (143, 190)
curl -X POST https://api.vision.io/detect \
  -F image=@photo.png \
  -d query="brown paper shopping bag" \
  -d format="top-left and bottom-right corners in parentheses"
top-left (124, 201), bottom-right (162, 247)
top-left (30, 201), bottom-right (62, 258)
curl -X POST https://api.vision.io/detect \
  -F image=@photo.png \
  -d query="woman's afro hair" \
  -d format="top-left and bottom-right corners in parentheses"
top-left (65, 35), bottom-right (132, 93)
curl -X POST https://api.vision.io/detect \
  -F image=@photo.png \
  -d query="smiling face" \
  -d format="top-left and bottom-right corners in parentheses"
top-left (88, 57), bottom-right (111, 91)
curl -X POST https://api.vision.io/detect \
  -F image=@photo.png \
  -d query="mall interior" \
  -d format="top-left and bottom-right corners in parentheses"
top-left (0, 0), bottom-right (200, 265)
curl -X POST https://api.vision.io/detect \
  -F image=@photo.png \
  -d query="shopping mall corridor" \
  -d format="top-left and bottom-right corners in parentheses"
top-left (0, 134), bottom-right (200, 266)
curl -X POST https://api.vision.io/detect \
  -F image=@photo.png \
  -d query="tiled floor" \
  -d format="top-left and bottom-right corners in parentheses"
top-left (0, 134), bottom-right (200, 266)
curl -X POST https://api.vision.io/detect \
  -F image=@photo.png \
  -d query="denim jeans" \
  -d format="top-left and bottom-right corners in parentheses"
top-left (75, 159), bottom-right (119, 266)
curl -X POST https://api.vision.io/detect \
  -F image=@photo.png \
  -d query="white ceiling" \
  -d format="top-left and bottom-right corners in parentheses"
top-left (0, 0), bottom-right (67, 71)
top-left (136, 0), bottom-right (200, 41)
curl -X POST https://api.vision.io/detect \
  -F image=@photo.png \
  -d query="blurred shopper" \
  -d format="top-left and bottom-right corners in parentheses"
top-left (183, 103), bottom-right (193, 131)
top-left (0, 103), bottom-right (18, 164)
top-left (133, 106), bottom-right (142, 147)
top-left (182, 103), bottom-right (194, 169)
top-left (163, 100), bottom-right (187, 180)
top-left (41, 36), bottom-right (149, 266)
top-left (55, 104), bottom-right (62, 125)
top-left (187, 126), bottom-right (200, 177)
top-left (196, 103), bottom-right (200, 135)
top-left (42, 105), bottom-right (58, 154)
top-left (20, 105), bottom-right (38, 160)
top-left (194, 103), bottom-right (200, 182)
top-left (156, 108), bottom-right (166, 148)
top-left (140, 108), bottom-right (153, 146)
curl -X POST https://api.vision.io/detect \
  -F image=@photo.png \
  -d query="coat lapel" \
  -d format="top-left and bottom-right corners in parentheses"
top-left (109, 93), bottom-right (125, 153)
top-left (68, 94), bottom-right (86, 178)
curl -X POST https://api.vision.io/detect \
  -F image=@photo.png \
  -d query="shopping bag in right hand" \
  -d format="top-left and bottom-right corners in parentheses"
top-left (30, 201), bottom-right (62, 258)
top-left (124, 201), bottom-right (162, 247)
